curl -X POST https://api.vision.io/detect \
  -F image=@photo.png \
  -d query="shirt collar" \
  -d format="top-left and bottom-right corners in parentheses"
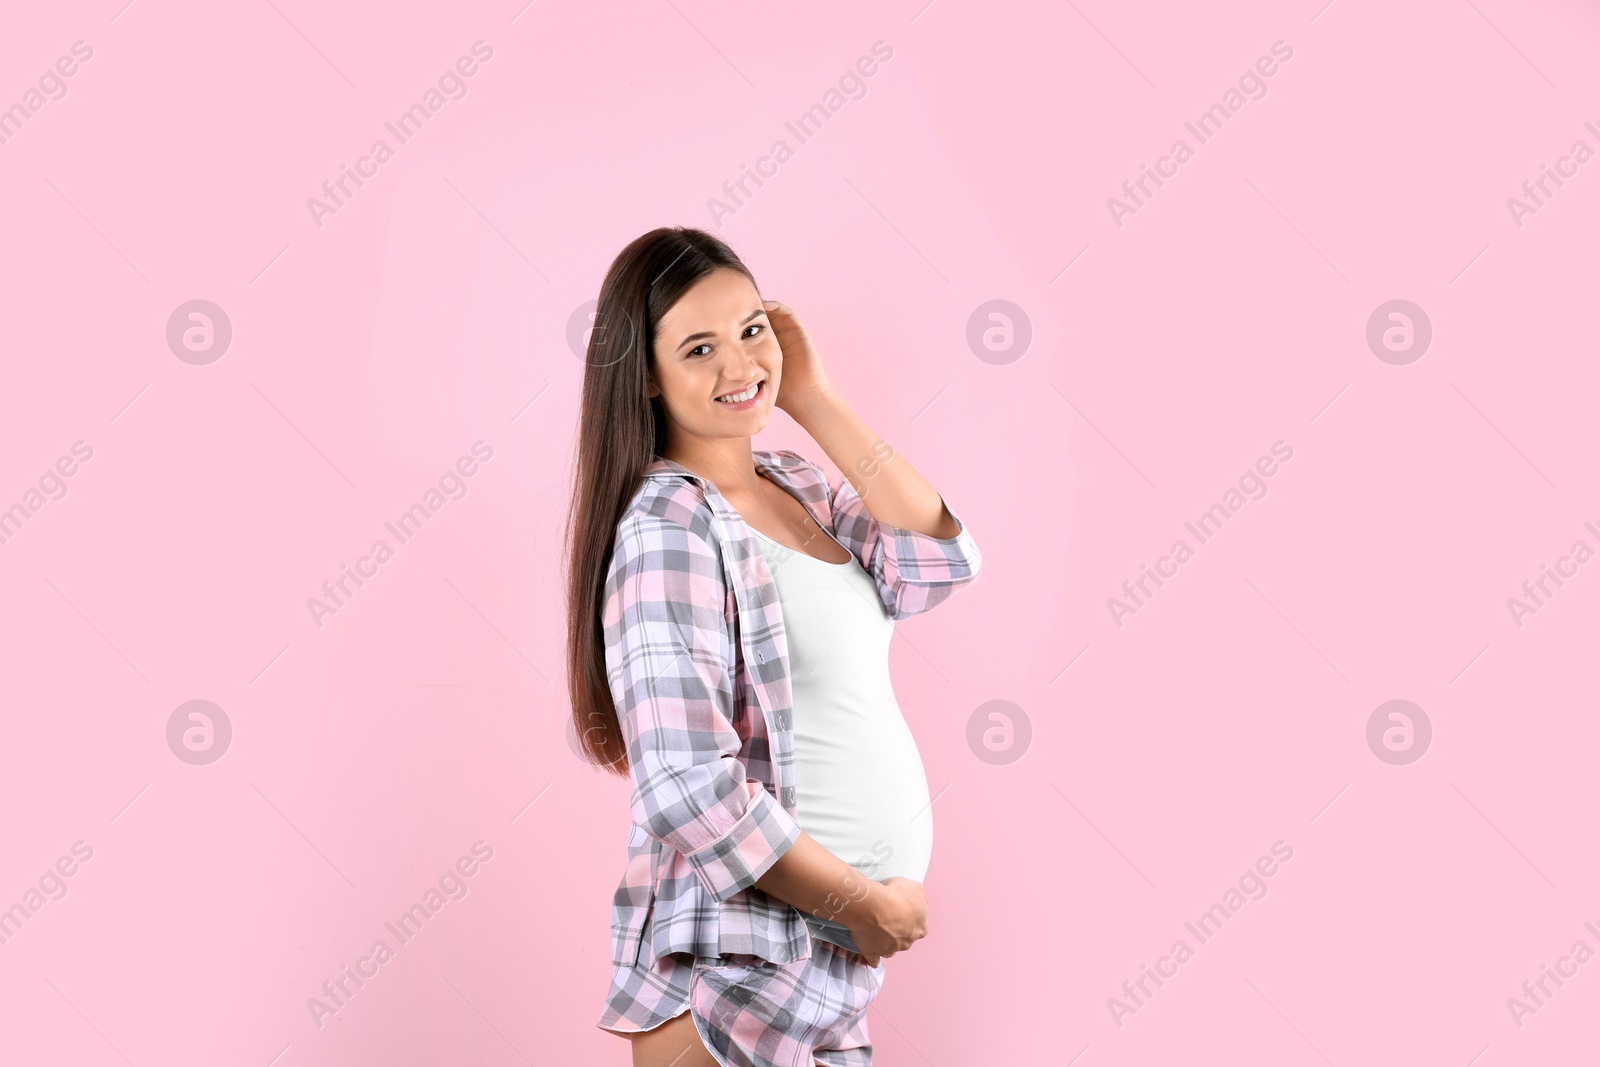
top-left (642, 449), bottom-right (801, 489)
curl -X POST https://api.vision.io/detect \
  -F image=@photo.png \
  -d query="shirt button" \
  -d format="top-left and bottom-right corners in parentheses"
top-left (782, 786), bottom-right (795, 806)
top-left (757, 652), bottom-right (765, 663)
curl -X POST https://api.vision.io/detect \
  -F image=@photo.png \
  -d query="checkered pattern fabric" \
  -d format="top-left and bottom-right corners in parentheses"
top-left (595, 448), bottom-right (982, 1047)
top-left (600, 940), bottom-right (883, 1067)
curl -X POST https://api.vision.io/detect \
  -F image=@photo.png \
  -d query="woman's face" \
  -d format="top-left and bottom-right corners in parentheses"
top-left (647, 267), bottom-right (779, 447)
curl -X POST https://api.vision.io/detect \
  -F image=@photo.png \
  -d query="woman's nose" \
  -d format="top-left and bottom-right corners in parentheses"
top-left (723, 347), bottom-right (761, 382)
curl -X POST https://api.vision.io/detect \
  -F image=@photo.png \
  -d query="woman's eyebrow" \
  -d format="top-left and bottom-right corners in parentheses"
top-left (677, 307), bottom-right (767, 350)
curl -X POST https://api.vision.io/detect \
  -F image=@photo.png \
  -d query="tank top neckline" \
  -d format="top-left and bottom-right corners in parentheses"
top-left (750, 525), bottom-right (854, 568)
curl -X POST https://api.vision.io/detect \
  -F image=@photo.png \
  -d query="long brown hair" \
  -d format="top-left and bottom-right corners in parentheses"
top-left (563, 226), bottom-right (759, 776)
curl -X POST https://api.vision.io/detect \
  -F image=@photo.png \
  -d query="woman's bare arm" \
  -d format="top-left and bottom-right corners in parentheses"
top-left (761, 302), bottom-right (959, 541)
top-left (754, 833), bottom-right (928, 963)
top-left (754, 832), bottom-right (875, 924)
top-left (787, 389), bottom-right (961, 540)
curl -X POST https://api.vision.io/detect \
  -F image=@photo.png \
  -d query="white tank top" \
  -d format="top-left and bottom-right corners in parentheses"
top-left (750, 526), bottom-right (933, 885)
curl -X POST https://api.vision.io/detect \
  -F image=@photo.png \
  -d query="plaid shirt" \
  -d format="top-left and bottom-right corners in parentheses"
top-left (601, 448), bottom-right (983, 1003)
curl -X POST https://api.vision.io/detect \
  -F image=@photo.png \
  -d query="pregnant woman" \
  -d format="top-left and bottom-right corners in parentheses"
top-left (563, 227), bottom-right (983, 1067)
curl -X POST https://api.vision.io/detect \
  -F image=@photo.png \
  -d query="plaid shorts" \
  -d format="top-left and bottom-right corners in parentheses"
top-left (599, 940), bottom-right (886, 1067)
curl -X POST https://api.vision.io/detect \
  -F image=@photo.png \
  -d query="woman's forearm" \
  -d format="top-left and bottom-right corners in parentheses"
top-left (754, 831), bottom-right (885, 928)
top-left (787, 389), bottom-right (961, 540)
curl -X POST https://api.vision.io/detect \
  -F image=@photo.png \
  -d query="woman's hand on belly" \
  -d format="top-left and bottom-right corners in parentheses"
top-left (844, 876), bottom-right (929, 965)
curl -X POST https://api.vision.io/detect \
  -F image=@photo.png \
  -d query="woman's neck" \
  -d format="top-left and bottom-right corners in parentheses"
top-left (659, 436), bottom-right (760, 494)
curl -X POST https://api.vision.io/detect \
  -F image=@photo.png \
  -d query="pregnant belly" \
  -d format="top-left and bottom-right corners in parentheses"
top-left (792, 716), bottom-right (933, 884)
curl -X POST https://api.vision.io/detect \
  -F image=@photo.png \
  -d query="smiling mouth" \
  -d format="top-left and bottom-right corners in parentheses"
top-left (715, 381), bottom-right (765, 404)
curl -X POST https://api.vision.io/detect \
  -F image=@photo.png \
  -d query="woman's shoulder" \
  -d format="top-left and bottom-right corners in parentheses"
top-left (611, 468), bottom-right (725, 568)
top-left (753, 447), bottom-right (816, 475)
top-left (755, 448), bottom-right (830, 493)
top-left (614, 449), bottom-right (830, 543)
top-left (618, 475), bottom-right (714, 537)
top-left (755, 449), bottom-right (833, 513)
top-left (607, 476), bottom-right (731, 599)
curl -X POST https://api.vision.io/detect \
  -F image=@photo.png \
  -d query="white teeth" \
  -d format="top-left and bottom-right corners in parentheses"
top-left (717, 383), bottom-right (760, 403)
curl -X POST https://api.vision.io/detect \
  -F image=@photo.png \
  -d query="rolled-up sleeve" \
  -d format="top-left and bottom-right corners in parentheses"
top-left (824, 466), bottom-right (983, 621)
top-left (604, 508), bottom-right (801, 902)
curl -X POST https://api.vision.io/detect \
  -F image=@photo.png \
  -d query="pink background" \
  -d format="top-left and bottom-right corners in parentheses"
top-left (3, 0), bottom-right (1598, 1062)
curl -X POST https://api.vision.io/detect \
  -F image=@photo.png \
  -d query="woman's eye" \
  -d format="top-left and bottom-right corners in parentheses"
top-left (688, 324), bottom-right (762, 358)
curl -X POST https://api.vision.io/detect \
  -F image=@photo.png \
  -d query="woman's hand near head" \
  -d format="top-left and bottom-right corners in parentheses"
top-left (762, 300), bottom-right (833, 417)
top-left (844, 876), bottom-right (929, 966)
